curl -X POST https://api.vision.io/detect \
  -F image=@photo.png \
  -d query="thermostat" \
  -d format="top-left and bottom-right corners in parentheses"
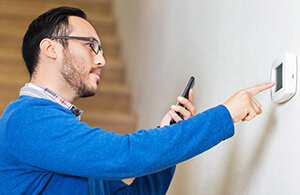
top-left (270, 52), bottom-right (297, 103)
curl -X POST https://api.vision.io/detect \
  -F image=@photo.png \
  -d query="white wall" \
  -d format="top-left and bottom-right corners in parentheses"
top-left (112, 0), bottom-right (300, 194)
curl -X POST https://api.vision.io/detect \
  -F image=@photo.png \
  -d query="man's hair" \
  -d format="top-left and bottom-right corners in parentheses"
top-left (22, 6), bottom-right (87, 78)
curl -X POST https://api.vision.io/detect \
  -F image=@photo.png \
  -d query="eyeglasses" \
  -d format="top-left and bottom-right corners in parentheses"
top-left (49, 36), bottom-right (103, 55)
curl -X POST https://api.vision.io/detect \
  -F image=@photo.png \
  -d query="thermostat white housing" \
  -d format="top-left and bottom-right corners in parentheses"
top-left (270, 52), bottom-right (297, 103)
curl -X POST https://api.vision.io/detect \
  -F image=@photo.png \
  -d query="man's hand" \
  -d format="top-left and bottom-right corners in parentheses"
top-left (223, 82), bottom-right (275, 123)
top-left (160, 89), bottom-right (196, 127)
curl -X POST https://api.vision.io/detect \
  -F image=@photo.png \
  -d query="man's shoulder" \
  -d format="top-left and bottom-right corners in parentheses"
top-left (1, 95), bottom-right (81, 138)
top-left (1, 96), bottom-right (72, 123)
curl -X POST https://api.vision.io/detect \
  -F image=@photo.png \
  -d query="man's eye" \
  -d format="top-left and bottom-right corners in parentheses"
top-left (87, 43), bottom-right (92, 47)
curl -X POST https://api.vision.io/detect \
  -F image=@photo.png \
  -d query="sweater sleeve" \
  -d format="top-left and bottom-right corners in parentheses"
top-left (5, 99), bottom-right (234, 180)
top-left (99, 166), bottom-right (176, 195)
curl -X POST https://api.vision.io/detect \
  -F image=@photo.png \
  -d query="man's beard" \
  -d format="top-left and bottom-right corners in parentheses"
top-left (60, 50), bottom-right (99, 98)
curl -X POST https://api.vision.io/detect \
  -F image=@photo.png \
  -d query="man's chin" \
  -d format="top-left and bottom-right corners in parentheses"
top-left (78, 86), bottom-right (99, 98)
top-left (79, 91), bottom-right (97, 98)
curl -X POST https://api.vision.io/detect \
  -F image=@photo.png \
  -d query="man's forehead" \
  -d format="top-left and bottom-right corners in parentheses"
top-left (68, 16), bottom-right (100, 42)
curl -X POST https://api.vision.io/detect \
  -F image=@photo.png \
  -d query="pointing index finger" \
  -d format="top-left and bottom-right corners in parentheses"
top-left (246, 82), bottom-right (275, 96)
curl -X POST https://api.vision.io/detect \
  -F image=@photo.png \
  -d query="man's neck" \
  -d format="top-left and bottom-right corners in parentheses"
top-left (30, 79), bottom-right (78, 103)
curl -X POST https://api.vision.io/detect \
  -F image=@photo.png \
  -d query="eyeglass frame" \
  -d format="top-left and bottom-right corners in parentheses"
top-left (49, 36), bottom-right (103, 55)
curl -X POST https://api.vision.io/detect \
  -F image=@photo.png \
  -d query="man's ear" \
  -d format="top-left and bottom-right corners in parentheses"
top-left (39, 38), bottom-right (58, 59)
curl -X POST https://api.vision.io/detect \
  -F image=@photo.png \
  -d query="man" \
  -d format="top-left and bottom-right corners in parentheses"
top-left (0, 6), bottom-right (274, 194)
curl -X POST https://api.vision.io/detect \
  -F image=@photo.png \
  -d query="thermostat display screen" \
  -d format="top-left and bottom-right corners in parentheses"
top-left (275, 63), bottom-right (283, 92)
top-left (271, 52), bottom-right (297, 103)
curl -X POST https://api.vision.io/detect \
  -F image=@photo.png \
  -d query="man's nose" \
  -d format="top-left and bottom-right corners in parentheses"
top-left (94, 52), bottom-right (106, 67)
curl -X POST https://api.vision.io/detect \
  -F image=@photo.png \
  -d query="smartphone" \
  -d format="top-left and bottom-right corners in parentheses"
top-left (170, 76), bottom-right (195, 125)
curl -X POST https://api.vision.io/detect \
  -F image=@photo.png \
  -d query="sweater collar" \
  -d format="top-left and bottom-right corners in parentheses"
top-left (19, 82), bottom-right (83, 120)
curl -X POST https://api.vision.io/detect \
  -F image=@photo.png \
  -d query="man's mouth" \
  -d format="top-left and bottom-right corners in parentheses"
top-left (90, 70), bottom-right (101, 78)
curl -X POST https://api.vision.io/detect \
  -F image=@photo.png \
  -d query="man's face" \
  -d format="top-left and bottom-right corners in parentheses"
top-left (59, 16), bottom-right (105, 98)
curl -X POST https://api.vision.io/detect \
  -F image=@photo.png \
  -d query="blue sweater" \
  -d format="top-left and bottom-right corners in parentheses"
top-left (0, 96), bottom-right (234, 194)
